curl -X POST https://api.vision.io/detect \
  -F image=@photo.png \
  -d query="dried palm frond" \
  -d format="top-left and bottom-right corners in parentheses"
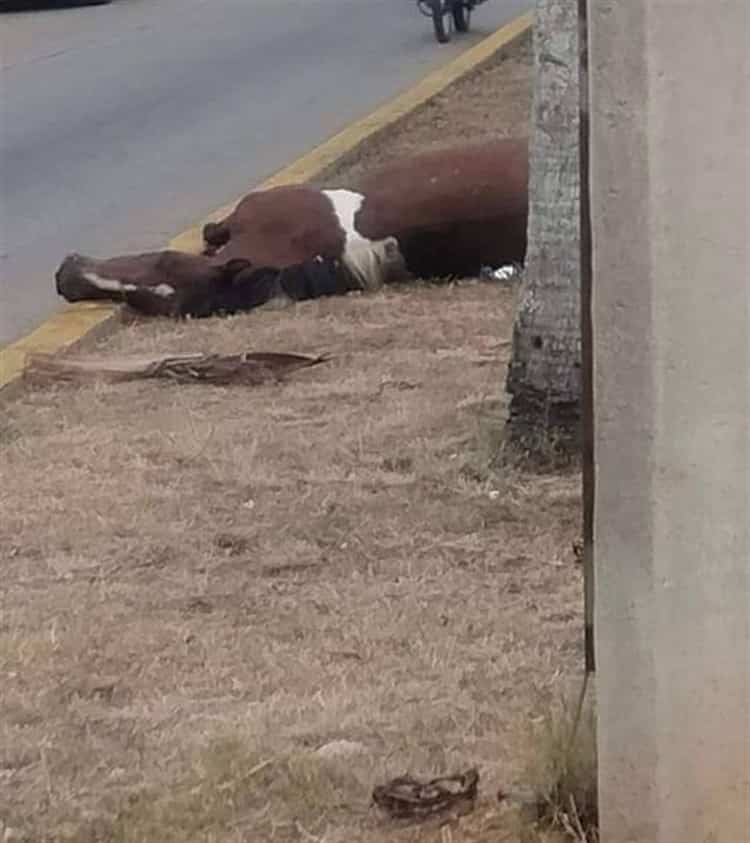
top-left (25, 351), bottom-right (329, 386)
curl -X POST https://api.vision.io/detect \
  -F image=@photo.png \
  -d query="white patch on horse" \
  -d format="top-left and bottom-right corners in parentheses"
top-left (323, 189), bottom-right (406, 290)
top-left (83, 272), bottom-right (137, 293)
top-left (153, 284), bottom-right (175, 298)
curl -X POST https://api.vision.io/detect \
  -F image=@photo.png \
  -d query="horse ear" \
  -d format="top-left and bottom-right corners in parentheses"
top-left (203, 221), bottom-right (231, 248)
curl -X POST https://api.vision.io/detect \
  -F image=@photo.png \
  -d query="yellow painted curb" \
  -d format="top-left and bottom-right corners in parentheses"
top-left (0, 11), bottom-right (533, 393)
top-left (0, 303), bottom-right (116, 392)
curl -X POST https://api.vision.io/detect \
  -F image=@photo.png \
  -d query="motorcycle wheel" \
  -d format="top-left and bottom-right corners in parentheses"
top-left (453, 2), bottom-right (471, 32)
top-left (430, 0), bottom-right (451, 43)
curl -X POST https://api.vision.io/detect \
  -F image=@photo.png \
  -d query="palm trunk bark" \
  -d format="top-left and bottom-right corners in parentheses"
top-left (506, 0), bottom-right (581, 460)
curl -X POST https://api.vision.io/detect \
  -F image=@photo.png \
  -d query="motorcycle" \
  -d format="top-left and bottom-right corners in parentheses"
top-left (417, 0), bottom-right (490, 44)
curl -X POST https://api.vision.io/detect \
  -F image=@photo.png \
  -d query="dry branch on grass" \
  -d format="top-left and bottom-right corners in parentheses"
top-left (25, 351), bottom-right (329, 386)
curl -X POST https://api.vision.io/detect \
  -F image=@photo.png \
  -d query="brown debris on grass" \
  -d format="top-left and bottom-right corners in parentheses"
top-left (373, 767), bottom-right (479, 822)
top-left (0, 32), bottom-right (587, 843)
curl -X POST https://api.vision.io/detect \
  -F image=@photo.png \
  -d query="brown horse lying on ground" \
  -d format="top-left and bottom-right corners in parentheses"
top-left (55, 137), bottom-right (529, 318)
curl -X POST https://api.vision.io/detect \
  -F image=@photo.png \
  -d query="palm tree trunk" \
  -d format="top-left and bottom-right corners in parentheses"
top-left (506, 0), bottom-right (581, 460)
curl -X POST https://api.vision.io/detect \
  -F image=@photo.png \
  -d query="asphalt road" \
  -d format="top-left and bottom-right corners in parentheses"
top-left (0, 0), bottom-right (530, 345)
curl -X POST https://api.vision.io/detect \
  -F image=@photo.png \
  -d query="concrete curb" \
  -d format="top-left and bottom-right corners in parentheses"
top-left (0, 11), bottom-right (533, 396)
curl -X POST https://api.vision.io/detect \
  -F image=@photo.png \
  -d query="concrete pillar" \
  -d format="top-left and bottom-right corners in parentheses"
top-left (588, 1), bottom-right (750, 841)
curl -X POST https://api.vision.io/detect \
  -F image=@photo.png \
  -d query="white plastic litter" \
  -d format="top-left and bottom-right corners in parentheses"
top-left (479, 264), bottom-right (520, 283)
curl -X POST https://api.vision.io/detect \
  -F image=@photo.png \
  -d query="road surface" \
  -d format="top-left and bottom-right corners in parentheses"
top-left (0, 0), bottom-right (530, 345)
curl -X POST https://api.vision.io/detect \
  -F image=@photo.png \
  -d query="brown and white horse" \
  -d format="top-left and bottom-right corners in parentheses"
top-left (55, 137), bottom-right (528, 317)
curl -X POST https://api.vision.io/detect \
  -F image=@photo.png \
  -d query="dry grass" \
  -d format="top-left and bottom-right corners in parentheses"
top-left (1, 281), bottom-right (584, 843)
top-left (0, 32), bottom-right (587, 843)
